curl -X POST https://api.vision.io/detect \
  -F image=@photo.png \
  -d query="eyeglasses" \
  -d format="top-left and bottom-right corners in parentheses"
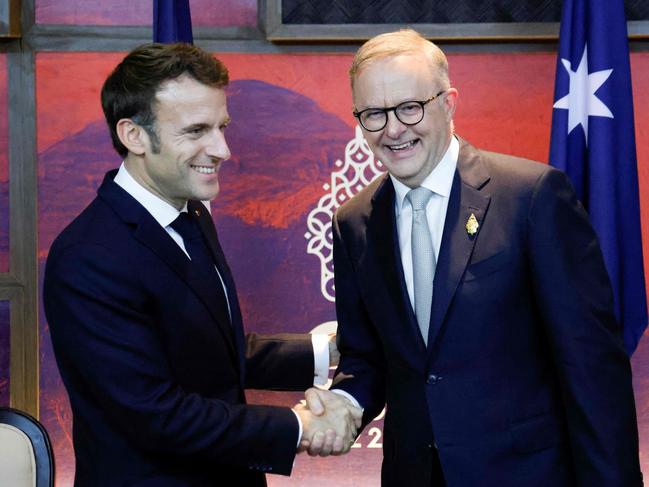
top-left (353, 90), bottom-right (447, 132)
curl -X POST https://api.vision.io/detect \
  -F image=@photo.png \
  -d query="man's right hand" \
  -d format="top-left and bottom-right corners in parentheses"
top-left (293, 388), bottom-right (362, 457)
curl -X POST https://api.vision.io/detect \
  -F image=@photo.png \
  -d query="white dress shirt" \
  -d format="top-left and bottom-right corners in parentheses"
top-left (391, 136), bottom-right (458, 312)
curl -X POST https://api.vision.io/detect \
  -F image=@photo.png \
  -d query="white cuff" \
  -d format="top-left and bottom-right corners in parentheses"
top-left (291, 409), bottom-right (303, 448)
top-left (310, 334), bottom-right (330, 386)
top-left (330, 389), bottom-right (363, 410)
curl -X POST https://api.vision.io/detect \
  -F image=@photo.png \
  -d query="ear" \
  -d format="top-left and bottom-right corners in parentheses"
top-left (116, 118), bottom-right (150, 156)
top-left (442, 87), bottom-right (459, 121)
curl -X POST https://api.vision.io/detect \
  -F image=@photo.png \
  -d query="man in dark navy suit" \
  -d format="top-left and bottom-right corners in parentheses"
top-left (309, 29), bottom-right (642, 486)
top-left (44, 43), bottom-right (360, 487)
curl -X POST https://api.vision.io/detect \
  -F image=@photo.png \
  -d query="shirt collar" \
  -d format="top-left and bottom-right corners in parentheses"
top-left (391, 135), bottom-right (459, 215)
top-left (113, 162), bottom-right (187, 227)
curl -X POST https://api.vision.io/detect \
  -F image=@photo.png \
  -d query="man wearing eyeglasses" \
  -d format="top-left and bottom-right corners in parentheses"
top-left (307, 29), bottom-right (641, 486)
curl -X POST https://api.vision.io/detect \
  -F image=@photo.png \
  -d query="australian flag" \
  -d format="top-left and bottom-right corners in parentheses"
top-left (154, 0), bottom-right (193, 43)
top-left (549, 0), bottom-right (647, 354)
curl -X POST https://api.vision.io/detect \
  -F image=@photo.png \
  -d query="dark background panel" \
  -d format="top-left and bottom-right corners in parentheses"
top-left (282, 0), bottom-right (648, 24)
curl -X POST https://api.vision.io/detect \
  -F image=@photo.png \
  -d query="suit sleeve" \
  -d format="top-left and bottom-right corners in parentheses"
top-left (44, 242), bottom-right (299, 475)
top-left (527, 168), bottom-right (642, 485)
top-left (244, 333), bottom-right (314, 391)
top-left (330, 212), bottom-right (387, 426)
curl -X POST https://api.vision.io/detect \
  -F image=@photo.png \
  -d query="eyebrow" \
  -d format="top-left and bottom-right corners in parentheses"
top-left (179, 116), bottom-right (231, 135)
top-left (180, 123), bottom-right (210, 134)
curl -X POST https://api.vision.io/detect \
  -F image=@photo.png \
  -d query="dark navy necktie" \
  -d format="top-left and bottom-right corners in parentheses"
top-left (170, 212), bottom-right (232, 325)
top-left (172, 207), bottom-right (247, 383)
top-left (170, 212), bottom-right (218, 277)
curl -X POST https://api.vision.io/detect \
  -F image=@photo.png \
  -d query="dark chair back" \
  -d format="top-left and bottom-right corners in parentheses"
top-left (0, 407), bottom-right (55, 487)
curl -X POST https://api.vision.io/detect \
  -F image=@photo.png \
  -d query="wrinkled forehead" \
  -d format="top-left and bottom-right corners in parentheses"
top-left (352, 54), bottom-right (439, 106)
top-left (153, 75), bottom-right (229, 122)
top-left (353, 53), bottom-right (439, 86)
top-left (154, 74), bottom-right (224, 101)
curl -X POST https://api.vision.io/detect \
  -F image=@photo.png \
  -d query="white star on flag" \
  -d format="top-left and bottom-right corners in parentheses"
top-left (553, 45), bottom-right (613, 144)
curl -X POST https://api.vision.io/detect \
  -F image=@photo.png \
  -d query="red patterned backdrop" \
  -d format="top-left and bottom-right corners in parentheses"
top-left (36, 51), bottom-right (649, 486)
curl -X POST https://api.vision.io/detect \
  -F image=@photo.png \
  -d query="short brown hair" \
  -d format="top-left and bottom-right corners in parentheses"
top-left (101, 43), bottom-right (229, 157)
top-left (349, 29), bottom-right (450, 93)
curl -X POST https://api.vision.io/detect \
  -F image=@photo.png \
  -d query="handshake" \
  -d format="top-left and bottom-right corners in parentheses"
top-left (293, 388), bottom-right (363, 457)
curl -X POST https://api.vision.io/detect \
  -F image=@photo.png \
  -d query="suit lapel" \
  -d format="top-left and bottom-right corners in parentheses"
top-left (97, 174), bottom-right (239, 364)
top-left (367, 177), bottom-right (427, 356)
top-left (427, 139), bottom-right (491, 349)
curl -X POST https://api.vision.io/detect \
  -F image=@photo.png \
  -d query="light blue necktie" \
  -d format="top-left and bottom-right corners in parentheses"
top-left (406, 187), bottom-right (435, 346)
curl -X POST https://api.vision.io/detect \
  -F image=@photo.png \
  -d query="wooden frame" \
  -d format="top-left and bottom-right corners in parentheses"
top-left (0, 40), bottom-right (38, 417)
top-left (0, 0), bottom-right (20, 38)
top-left (0, 0), bottom-right (36, 416)
top-left (264, 0), bottom-right (649, 42)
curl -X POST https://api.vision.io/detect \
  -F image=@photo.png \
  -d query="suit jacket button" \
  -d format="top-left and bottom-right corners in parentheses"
top-left (427, 373), bottom-right (443, 384)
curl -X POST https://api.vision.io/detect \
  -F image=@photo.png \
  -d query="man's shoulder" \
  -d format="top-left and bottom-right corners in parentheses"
top-left (49, 192), bottom-right (125, 258)
top-left (459, 138), bottom-right (556, 191)
top-left (484, 149), bottom-right (547, 175)
top-left (335, 173), bottom-right (389, 223)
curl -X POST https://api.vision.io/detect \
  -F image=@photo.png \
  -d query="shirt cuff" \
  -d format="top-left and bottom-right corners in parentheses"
top-left (330, 389), bottom-right (363, 410)
top-left (311, 334), bottom-right (330, 386)
top-left (291, 409), bottom-right (303, 448)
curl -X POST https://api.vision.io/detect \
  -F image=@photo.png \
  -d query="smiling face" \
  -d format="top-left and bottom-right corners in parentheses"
top-left (124, 75), bottom-right (231, 209)
top-left (352, 53), bottom-right (458, 188)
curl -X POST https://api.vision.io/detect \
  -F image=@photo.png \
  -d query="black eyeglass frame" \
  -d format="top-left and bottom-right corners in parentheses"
top-left (353, 90), bottom-right (448, 132)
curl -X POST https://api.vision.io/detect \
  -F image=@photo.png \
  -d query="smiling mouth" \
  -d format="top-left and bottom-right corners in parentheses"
top-left (386, 139), bottom-right (419, 152)
top-left (190, 165), bottom-right (217, 174)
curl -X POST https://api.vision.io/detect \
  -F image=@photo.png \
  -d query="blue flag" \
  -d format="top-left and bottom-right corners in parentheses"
top-left (154, 0), bottom-right (193, 43)
top-left (549, 0), bottom-right (647, 354)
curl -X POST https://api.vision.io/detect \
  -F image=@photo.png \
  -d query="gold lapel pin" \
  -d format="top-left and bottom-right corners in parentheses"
top-left (194, 209), bottom-right (201, 217)
top-left (466, 213), bottom-right (479, 236)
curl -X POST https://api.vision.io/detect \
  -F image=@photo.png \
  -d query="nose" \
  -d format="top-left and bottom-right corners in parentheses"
top-left (383, 110), bottom-right (407, 139)
top-left (206, 128), bottom-right (231, 161)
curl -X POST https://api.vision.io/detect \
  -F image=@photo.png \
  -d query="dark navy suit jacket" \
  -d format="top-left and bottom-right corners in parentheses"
top-left (332, 138), bottom-right (641, 487)
top-left (44, 170), bottom-right (314, 487)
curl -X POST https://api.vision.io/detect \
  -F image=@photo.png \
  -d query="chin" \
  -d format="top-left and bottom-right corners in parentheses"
top-left (195, 184), bottom-right (220, 202)
top-left (194, 193), bottom-right (218, 202)
top-left (386, 162), bottom-right (421, 180)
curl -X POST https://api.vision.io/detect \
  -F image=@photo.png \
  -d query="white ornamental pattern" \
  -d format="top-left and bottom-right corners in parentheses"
top-left (304, 126), bottom-right (385, 302)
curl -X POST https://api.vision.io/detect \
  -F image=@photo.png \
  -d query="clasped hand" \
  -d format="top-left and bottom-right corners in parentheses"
top-left (293, 388), bottom-right (363, 457)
